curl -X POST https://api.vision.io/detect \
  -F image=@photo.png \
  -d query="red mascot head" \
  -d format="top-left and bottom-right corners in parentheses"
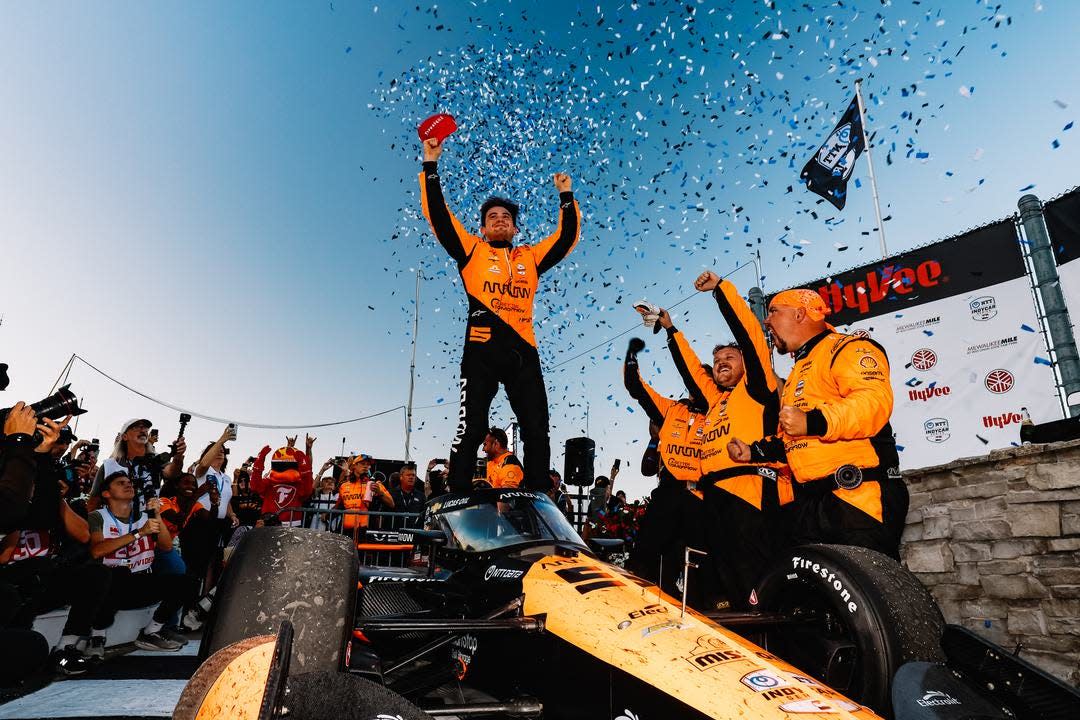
top-left (269, 447), bottom-right (302, 486)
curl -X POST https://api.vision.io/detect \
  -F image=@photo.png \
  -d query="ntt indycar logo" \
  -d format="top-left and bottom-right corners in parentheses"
top-left (970, 296), bottom-right (998, 321)
top-left (790, 557), bottom-right (858, 613)
top-left (924, 418), bottom-right (950, 443)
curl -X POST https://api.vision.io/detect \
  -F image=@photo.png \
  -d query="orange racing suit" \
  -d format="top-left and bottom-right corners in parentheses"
top-left (667, 280), bottom-right (791, 608)
top-left (486, 450), bottom-right (524, 489)
top-left (746, 330), bottom-right (907, 559)
top-left (420, 161), bottom-right (580, 494)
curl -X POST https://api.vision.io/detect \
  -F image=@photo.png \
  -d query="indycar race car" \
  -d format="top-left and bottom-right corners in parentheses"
top-left (174, 489), bottom-right (1079, 720)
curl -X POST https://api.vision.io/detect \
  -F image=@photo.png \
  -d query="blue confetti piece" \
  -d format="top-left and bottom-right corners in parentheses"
top-left (1019, 183), bottom-right (1036, 192)
top-left (1034, 356), bottom-right (1052, 366)
top-left (1065, 122), bottom-right (1074, 131)
top-left (1020, 324), bottom-right (1035, 333)
top-left (1052, 139), bottom-right (1061, 149)
top-left (896, 444), bottom-right (905, 453)
top-left (915, 151), bottom-right (930, 159)
top-left (922, 330), bottom-right (934, 336)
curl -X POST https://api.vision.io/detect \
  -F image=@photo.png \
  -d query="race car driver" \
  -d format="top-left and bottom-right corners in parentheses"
top-left (622, 336), bottom-right (706, 596)
top-left (727, 288), bottom-right (907, 560)
top-left (659, 272), bottom-right (793, 609)
top-left (419, 136), bottom-right (581, 494)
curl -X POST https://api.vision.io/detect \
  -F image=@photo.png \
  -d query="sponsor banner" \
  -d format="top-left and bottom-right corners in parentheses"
top-left (848, 275), bottom-right (1058, 468)
top-left (773, 220), bottom-right (1023, 327)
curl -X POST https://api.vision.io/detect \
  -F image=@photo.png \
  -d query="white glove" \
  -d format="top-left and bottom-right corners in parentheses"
top-left (633, 300), bottom-right (660, 328)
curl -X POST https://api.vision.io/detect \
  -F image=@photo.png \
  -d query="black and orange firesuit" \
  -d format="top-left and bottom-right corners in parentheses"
top-left (623, 338), bottom-right (706, 595)
top-left (744, 330), bottom-right (907, 559)
top-left (420, 161), bottom-right (581, 493)
top-left (668, 280), bottom-right (792, 609)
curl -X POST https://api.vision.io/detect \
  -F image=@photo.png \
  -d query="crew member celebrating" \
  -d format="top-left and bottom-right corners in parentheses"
top-left (336, 454), bottom-right (393, 534)
top-left (482, 427), bottom-right (524, 489)
top-left (660, 272), bottom-right (792, 609)
top-left (727, 289), bottom-right (907, 559)
top-left (419, 136), bottom-right (581, 493)
top-left (623, 336), bottom-right (706, 594)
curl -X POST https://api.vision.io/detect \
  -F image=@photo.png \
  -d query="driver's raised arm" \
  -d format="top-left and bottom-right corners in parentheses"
top-left (418, 138), bottom-right (479, 267)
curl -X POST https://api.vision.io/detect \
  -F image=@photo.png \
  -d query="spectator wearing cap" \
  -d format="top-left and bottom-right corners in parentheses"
top-left (90, 419), bottom-right (186, 513)
top-left (88, 470), bottom-right (195, 652)
top-left (335, 454), bottom-right (393, 534)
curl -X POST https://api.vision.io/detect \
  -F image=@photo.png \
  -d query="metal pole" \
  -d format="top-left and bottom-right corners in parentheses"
top-left (404, 269), bottom-right (422, 460)
top-left (854, 78), bottom-right (888, 260)
top-left (1018, 195), bottom-right (1080, 416)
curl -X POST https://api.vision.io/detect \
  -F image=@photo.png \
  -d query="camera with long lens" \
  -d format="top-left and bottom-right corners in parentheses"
top-left (0, 384), bottom-right (86, 443)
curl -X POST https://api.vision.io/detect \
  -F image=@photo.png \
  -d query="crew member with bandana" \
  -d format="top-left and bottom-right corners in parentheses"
top-left (419, 136), bottom-right (581, 493)
top-left (727, 289), bottom-right (907, 559)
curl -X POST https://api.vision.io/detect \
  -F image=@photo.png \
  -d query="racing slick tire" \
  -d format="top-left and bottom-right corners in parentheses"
top-left (199, 527), bottom-right (358, 674)
top-left (286, 672), bottom-right (431, 720)
top-left (754, 544), bottom-right (945, 717)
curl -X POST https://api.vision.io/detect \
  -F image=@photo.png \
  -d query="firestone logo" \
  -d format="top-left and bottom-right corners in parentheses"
top-left (908, 386), bottom-right (950, 402)
top-left (817, 260), bottom-right (943, 316)
top-left (970, 296), bottom-right (998, 321)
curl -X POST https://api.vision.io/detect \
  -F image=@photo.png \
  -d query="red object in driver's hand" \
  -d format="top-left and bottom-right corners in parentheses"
top-left (418, 113), bottom-right (458, 143)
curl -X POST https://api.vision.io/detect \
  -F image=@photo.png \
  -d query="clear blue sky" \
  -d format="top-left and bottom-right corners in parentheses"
top-left (4, 1), bottom-right (1080, 500)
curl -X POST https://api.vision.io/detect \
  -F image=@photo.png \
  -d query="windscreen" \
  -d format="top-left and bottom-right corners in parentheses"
top-left (428, 491), bottom-right (585, 553)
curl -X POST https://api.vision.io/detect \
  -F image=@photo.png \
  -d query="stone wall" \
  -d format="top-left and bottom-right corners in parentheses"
top-left (902, 439), bottom-right (1080, 686)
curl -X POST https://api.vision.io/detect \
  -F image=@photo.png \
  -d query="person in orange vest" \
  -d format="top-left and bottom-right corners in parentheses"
top-left (335, 455), bottom-right (393, 533)
top-left (483, 428), bottom-right (524, 489)
top-left (727, 288), bottom-right (907, 560)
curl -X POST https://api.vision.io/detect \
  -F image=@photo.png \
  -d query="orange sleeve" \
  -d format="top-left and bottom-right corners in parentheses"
top-left (669, 330), bottom-right (726, 408)
top-left (820, 340), bottom-right (893, 442)
top-left (418, 165), bottom-right (480, 265)
top-left (714, 279), bottom-right (776, 400)
top-left (531, 194), bottom-right (581, 274)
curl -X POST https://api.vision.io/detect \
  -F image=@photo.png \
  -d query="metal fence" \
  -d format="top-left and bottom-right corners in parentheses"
top-left (274, 501), bottom-right (424, 568)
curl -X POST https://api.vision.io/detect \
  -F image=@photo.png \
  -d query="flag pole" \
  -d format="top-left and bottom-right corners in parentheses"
top-left (854, 78), bottom-right (888, 260)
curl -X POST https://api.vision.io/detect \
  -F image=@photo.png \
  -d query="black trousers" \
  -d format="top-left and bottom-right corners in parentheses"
top-left (0, 557), bottom-right (111, 637)
top-left (702, 474), bottom-right (787, 610)
top-left (447, 336), bottom-right (550, 492)
top-left (93, 566), bottom-right (195, 631)
top-left (628, 473), bottom-right (708, 603)
top-left (785, 476), bottom-right (909, 561)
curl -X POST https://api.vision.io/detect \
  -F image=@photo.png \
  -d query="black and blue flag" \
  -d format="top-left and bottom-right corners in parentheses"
top-left (801, 96), bottom-right (864, 210)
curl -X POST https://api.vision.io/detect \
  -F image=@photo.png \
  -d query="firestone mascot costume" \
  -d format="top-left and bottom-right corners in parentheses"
top-left (250, 446), bottom-right (313, 526)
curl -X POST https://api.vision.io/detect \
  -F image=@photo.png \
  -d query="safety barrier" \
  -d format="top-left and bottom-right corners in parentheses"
top-left (274, 503), bottom-right (423, 568)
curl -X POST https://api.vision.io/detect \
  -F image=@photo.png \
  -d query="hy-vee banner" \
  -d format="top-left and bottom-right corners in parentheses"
top-left (771, 220), bottom-right (1061, 470)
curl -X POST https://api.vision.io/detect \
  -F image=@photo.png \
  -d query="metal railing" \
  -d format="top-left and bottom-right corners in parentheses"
top-left (274, 502), bottom-right (423, 568)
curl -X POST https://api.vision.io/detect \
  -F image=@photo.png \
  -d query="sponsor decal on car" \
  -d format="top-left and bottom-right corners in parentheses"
top-left (790, 557), bottom-right (859, 613)
top-left (917, 690), bottom-right (962, 707)
top-left (627, 604), bottom-right (668, 621)
top-left (684, 635), bottom-right (746, 671)
top-left (970, 295), bottom-right (998, 321)
top-left (924, 417), bottom-right (950, 443)
top-left (366, 575), bottom-right (441, 583)
top-left (779, 699), bottom-right (861, 713)
top-left (484, 564), bottom-right (525, 581)
top-left (740, 669), bottom-right (788, 691)
top-left (614, 710), bottom-right (640, 720)
top-left (366, 530), bottom-right (413, 544)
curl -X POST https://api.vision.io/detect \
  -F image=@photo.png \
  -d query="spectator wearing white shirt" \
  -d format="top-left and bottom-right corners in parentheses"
top-left (194, 426), bottom-right (239, 528)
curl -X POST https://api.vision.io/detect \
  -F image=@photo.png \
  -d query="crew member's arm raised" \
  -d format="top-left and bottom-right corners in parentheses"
top-left (660, 309), bottom-right (725, 411)
top-left (623, 339), bottom-right (672, 426)
top-left (418, 138), bottom-right (479, 266)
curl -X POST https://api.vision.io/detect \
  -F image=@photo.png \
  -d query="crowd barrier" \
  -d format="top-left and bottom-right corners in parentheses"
top-left (275, 504), bottom-right (423, 568)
